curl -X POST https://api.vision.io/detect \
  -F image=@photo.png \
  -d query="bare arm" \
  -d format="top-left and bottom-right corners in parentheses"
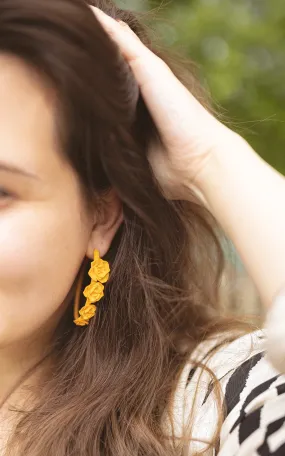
top-left (92, 6), bottom-right (285, 312)
top-left (194, 133), bottom-right (285, 309)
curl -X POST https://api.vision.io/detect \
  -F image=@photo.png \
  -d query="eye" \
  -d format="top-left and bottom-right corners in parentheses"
top-left (0, 188), bottom-right (14, 208)
top-left (0, 188), bottom-right (12, 199)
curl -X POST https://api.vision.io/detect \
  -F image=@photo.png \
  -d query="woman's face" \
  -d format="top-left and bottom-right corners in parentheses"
top-left (0, 54), bottom-right (120, 348)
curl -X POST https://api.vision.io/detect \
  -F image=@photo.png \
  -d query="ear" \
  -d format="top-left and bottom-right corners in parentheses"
top-left (86, 189), bottom-right (123, 260)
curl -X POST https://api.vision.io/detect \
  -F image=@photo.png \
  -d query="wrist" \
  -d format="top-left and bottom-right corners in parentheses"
top-left (191, 131), bottom-right (258, 209)
top-left (189, 127), bottom-right (285, 308)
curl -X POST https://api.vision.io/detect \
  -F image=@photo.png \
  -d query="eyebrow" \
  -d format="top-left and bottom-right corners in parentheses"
top-left (0, 160), bottom-right (40, 180)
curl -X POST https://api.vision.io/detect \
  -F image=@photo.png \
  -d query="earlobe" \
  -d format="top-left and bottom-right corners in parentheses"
top-left (86, 190), bottom-right (123, 260)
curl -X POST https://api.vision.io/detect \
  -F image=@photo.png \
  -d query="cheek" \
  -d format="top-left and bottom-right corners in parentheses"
top-left (0, 202), bottom-right (87, 343)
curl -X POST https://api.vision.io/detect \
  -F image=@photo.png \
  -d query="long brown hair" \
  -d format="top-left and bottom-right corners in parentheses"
top-left (0, 0), bottom-right (249, 454)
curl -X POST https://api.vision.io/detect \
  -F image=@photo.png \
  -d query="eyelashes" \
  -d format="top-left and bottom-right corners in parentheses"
top-left (0, 188), bottom-right (14, 204)
top-left (0, 188), bottom-right (11, 198)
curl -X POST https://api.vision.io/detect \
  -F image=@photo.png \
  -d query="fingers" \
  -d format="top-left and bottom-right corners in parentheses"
top-left (90, 6), bottom-right (169, 89)
top-left (90, 5), bottom-right (204, 148)
top-left (91, 7), bottom-right (146, 63)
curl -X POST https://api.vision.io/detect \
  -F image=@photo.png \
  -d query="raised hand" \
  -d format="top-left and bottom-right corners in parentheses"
top-left (91, 6), bottom-right (236, 202)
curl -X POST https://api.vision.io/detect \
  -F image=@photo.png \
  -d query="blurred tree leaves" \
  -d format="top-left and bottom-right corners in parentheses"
top-left (118, 0), bottom-right (285, 173)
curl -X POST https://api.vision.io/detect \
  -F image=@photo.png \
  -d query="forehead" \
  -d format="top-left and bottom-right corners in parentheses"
top-left (0, 53), bottom-right (59, 176)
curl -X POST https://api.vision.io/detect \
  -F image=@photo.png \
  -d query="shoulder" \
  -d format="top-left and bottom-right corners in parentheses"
top-left (167, 330), bottom-right (285, 455)
top-left (217, 332), bottom-right (285, 455)
top-left (182, 330), bottom-right (268, 408)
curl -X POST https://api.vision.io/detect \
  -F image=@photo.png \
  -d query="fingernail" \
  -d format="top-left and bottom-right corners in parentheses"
top-left (117, 20), bottom-right (129, 28)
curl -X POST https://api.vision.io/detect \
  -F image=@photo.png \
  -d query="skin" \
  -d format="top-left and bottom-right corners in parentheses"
top-left (94, 9), bottom-right (285, 309)
top-left (1, 6), bottom-right (284, 447)
top-left (0, 53), bottom-right (122, 409)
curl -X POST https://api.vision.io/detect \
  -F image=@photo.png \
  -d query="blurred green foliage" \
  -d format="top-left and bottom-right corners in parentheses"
top-left (119, 0), bottom-right (285, 174)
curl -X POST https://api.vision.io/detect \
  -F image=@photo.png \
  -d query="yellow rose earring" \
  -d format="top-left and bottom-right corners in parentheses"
top-left (73, 249), bottom-right (110, 326)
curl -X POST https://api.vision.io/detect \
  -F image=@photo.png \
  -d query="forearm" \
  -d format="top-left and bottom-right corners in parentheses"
top-left (195, 133), bottom-right (285, 309)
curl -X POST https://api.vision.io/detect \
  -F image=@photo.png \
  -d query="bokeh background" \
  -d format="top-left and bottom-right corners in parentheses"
top-left (118, 0), bottom-right (285, 317)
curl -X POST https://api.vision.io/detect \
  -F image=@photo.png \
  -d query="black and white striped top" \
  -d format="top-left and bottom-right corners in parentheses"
top-left (163, 330), bottom-right (285, 455)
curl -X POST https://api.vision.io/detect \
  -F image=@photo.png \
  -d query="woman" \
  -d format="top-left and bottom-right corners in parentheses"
top-left (0, 0), bottom-right (284, 454)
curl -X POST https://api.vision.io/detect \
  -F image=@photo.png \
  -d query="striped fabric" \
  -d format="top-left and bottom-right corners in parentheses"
top-left (218, 349), bottom-right (285, 455)
top-left (169, 330), bottom-right (285, 455)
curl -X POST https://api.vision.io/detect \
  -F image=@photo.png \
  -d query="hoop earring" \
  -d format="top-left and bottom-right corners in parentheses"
top-left (73, 249), bottom-right (110, 326)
